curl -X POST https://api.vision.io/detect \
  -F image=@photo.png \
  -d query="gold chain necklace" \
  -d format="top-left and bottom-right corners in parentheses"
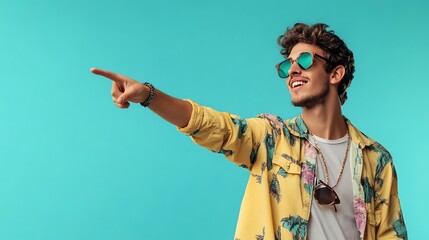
top-left (309, 131), bottom-right (350, 188)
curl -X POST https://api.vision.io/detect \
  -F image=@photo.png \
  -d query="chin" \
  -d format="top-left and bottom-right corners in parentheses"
top-left (291, 95), bottom-right (327, 108)
top-left (291, 82), bottom-right (330, 108)
top-left (290, 94), bottom-right (309, 106)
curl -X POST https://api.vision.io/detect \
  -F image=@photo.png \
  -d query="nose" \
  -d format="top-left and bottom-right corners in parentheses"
top-left (288, 60), bottom-right (301, 77)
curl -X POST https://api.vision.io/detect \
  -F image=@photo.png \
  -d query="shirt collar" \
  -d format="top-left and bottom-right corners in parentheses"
top-left (286, 115), bottom-right (374, 148)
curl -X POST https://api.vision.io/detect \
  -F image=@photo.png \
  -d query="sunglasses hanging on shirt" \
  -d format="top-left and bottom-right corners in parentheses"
top-left (308, 128), bottom-right (351, 212)
top-left (314, 179), bottom-right (341, 212)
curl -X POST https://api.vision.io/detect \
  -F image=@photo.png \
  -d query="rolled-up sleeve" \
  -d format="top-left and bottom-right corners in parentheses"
top-left (177, 100), bottom-right (271, 170)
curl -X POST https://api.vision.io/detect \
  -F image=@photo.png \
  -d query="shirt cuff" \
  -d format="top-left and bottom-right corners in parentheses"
top-left (177, 99), bottom-right (204, 135)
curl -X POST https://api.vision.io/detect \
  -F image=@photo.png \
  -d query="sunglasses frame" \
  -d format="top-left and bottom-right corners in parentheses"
top-left (276, 52), bottom-right (329, 79)
top-left (314, 179), bottom-right (341, 212)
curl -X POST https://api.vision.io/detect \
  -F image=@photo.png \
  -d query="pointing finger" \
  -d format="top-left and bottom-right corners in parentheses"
top-left (91, 68), bottom-right (123, 83)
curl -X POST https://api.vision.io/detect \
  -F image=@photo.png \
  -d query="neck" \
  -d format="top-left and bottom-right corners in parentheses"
top-left (301, 93), bottom-right (347, 140)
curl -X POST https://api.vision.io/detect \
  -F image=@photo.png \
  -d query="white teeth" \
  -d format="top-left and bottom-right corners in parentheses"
top-left (292, 81), bottom-right (306, 88)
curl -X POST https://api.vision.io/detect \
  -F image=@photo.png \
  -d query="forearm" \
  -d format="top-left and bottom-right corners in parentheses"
top-left (91, 67), bottom-right (193, 128)
top-left (147, 88), bottom-right (193, 128)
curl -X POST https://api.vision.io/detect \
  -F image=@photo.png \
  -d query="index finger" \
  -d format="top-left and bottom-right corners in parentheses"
top-left (90, 68), bottom-right (123, 83)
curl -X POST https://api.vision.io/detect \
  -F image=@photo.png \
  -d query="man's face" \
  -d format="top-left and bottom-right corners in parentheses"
top-left (286, 43), bottom-right (331, 108)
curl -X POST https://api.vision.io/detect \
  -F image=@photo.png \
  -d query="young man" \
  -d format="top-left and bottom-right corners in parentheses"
top-left (92, 23), bottom-right (407, 240)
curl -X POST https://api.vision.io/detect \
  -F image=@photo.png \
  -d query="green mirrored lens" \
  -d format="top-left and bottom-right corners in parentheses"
top-left (278, 61), bottom-right (291, 78)
top-left (297, 52), bottom-right (313, 70)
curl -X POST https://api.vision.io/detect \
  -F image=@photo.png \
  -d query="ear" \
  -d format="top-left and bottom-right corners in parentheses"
top-left (329, 65), bottom-right (346, 85)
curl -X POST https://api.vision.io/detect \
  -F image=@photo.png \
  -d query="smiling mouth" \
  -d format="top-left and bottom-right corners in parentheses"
top-left (291, 80), bottom-right (307, 88)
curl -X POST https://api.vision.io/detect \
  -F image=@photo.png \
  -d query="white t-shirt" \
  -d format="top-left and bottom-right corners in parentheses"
top-left (307, 134), bottom-right (360, 240)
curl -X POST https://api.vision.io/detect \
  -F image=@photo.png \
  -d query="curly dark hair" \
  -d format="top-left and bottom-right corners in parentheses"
top-left (277, 23), bottom-right (355, 105)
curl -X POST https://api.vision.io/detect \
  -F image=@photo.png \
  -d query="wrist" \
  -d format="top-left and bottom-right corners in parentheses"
top-left (140, 82), bottom-right (156, 107)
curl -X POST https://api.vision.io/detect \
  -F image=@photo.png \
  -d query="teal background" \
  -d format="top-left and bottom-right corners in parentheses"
top-left (0, 0), bottom-right (427, 239)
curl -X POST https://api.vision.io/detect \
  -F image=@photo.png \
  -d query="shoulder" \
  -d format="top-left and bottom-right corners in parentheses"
top-left (348, 121), bottom-right (392, 160)
top-left (256, 113), bottom-right (286, 131)
top-left (350, 124), bottom-right (395, 180)
top-left (367, 141), bottom-right (392, 159)
top-left (256, 114), bottom-right (309, 139)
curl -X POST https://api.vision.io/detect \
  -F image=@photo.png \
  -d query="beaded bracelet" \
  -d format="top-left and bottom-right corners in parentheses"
top-left (140, 82), bottom-right (156, 107)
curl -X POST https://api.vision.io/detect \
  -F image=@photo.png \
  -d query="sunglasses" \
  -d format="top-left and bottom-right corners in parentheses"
top-left (314, 180), bottom-right (340, 212)
top-left (276, 52), bottom-right (328, 78)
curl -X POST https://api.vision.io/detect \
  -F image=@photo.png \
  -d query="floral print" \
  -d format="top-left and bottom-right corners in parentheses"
top-left (178, 100), bottom-right (407, 240)
top-left (362, 177), bottom-right (375, 203)
top-left (231, 116), bottom-right (248, 139)
top-left (270, 174), bottom-right (281, 203)
top-left (265, 133), bottom-right (275, 170)
top-left (258, 113), bottom-right (284, 130)
top-left (281, 216), bottom-right (308, 240)
top-left (393, 211), bottom-right (407, 240)
top-left (354, 196), bottom-right (366, 235)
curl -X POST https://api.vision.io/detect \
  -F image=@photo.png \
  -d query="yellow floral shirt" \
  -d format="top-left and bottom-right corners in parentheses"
top-left (178, 100), bottom-right (407, 240)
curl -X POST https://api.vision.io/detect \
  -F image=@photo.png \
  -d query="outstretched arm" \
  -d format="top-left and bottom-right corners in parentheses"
top-left (92, 68), bottom-right (273, 170)
top-left (91, 68), bottom-right (192, 128)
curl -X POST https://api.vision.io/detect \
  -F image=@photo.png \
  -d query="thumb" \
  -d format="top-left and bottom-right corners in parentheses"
top-left (117, 91), bottom-right (131, 104)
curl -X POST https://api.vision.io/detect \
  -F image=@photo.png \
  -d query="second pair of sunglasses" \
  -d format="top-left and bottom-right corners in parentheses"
top-left (314, 180), bottom-right (341, 212)
top-left (276, 52), bottom-right (328, 78)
